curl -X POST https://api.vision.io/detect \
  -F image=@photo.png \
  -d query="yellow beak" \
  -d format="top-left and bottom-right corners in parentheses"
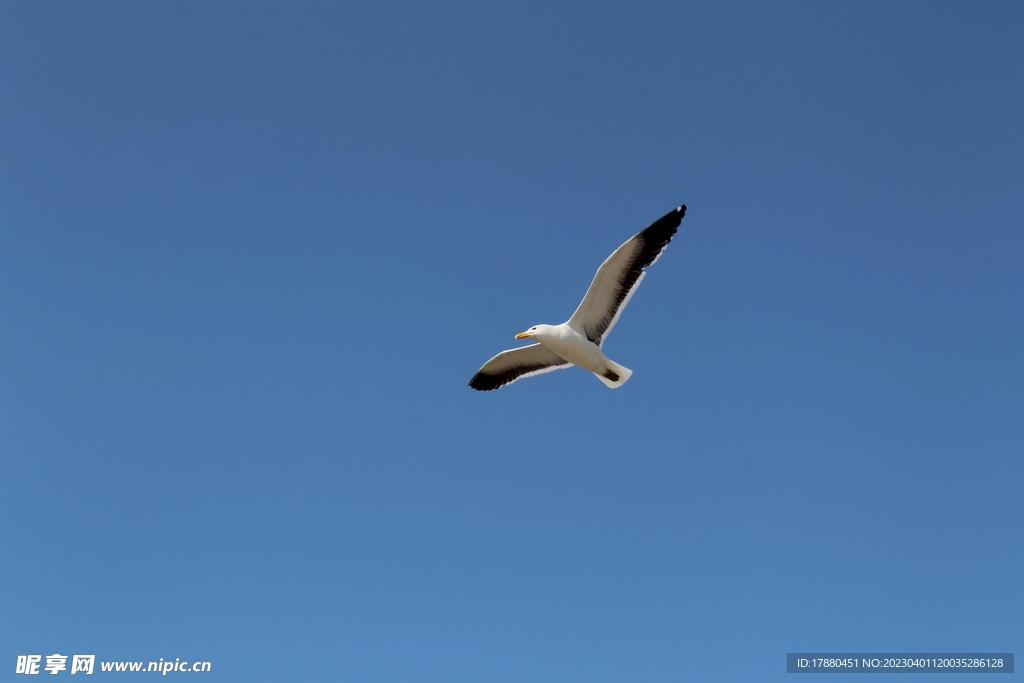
top-left (515, 331), bottom-right (530, 339)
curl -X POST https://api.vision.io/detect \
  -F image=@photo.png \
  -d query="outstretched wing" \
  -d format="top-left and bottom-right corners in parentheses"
top-left (468, 343), bottom-right (572, 391)
top-left (568, 205), bottom-right (685, 345)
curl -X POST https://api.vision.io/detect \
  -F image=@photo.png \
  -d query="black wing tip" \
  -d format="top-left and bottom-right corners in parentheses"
top-left (639, 204), bottom-right (686, 245)
top-left (469, 373), bottom-right (501, 391)
top-left (667, 204), bottom-right (686, 226)
top-left (646, 204), bottom-right (687, 231)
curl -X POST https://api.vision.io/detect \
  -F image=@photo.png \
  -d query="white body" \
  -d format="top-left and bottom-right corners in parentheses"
top-left (527, 323), bottom-right (633, 388)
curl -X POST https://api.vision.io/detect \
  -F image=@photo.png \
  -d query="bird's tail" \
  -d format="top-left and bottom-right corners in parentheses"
top-left (596, 360), bottom-right (633, 388)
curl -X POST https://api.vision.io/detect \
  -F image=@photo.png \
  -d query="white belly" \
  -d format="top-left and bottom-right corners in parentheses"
top-left (538, 328), bottom-right (609, 374)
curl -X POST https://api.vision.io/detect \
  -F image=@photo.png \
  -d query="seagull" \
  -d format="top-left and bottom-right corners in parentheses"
top-left (469, 205), bottom-right (686, 391)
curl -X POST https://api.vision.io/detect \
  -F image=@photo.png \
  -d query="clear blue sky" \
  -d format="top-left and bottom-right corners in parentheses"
top-left (2, 2), bottom-right (1021, 681)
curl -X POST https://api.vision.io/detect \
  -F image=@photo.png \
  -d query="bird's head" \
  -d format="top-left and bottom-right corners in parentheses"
top-left (515, 324), bottom-right (551, 340)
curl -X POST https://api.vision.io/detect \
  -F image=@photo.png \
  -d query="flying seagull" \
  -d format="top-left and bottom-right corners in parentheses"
top-left (469, 205), bottom-right (686, 391)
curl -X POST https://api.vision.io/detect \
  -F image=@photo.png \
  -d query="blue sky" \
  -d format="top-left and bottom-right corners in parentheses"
top-left (1, 2), bottom-right (1021, 681)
